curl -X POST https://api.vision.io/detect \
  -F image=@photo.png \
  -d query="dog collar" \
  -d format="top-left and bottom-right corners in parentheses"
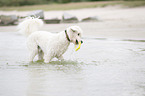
top-left (65, 30), bottom-right (70, 42)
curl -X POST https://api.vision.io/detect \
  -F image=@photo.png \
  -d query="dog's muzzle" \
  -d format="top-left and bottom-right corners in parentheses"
top-left (76, 40), bottom-right (83, 45)
top-left (75, 40), bottom-right (83, 51)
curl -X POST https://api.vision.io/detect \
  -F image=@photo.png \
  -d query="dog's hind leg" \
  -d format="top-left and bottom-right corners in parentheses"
top-left (38, 46), bottom-right (44, 60)
top-left (44, 53), bottom-right (52, 63)
top-left (29, 49), bottom-right (38, 62)
top-left (27, 39), bottom-right (39, 62)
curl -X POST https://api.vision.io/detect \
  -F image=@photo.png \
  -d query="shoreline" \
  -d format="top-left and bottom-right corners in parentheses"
top-left (0, 6), bottom-right (145, 40)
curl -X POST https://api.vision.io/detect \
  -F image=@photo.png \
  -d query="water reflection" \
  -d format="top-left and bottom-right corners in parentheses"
top-left (27, 60), bottom-right (83, 96)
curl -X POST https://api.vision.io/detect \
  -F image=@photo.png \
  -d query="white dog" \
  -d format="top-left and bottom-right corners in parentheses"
top-left (18, 17), bottom-right (83, 63)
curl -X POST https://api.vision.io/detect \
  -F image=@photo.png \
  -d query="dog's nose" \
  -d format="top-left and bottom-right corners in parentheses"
top-left (81, 40), bottom-right (83, 44)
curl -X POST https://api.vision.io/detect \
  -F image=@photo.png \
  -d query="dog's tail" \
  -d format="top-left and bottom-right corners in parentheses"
top-left (18, 17), bottom-right (44, 37)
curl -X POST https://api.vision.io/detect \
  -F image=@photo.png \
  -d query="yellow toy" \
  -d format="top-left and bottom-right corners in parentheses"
top-left (75, 41), bottom-right (81, 51)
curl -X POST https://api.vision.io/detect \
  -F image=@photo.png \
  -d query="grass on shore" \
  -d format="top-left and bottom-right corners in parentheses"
top-left (0, 1), bottom-right (145, 11)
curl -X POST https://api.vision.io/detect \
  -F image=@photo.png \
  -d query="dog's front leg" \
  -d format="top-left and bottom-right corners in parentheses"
top-left (57, 55), bottom-right (64, 61)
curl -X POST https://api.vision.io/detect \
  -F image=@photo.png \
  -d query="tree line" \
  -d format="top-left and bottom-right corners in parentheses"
top-left (0, 0), bottom-right (136, 7)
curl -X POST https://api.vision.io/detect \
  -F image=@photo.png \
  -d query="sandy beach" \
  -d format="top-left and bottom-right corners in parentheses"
top-left (0, 6), bottom-right (145, 40)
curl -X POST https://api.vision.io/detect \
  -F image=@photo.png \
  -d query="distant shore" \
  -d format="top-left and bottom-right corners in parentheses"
top-left (0, 6), bottom-right (145, 40)
top-left (0, 1), bottom-right (145, 11)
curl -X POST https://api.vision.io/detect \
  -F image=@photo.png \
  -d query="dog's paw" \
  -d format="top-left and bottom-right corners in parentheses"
top-left (44, 60), bottom-right (50, 64)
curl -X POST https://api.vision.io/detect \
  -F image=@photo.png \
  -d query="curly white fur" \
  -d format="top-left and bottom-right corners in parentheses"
top-left (18, 17), bottom-right (83, 63)
top-left (18, 17), bottom-right (44, 36)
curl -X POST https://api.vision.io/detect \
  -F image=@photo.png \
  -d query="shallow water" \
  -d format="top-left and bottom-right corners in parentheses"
top-left (0, 32), bottom-right (145, 96)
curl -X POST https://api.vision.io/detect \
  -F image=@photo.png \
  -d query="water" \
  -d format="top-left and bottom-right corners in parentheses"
top-left (0, 32), bottom-right (145, 96)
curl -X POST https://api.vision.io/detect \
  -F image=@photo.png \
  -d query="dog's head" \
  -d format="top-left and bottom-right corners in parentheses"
top-left (67, 26), bottom-right (83, 45)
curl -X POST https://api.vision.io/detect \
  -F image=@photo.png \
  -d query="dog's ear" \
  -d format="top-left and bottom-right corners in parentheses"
top-left (71, 28), bottom-right (76, 32)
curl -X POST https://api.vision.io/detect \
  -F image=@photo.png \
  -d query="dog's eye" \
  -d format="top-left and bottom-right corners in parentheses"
top-left (78, 33), bottom-right (80, 36)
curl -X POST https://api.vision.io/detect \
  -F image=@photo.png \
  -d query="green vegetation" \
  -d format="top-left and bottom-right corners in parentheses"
top-left (0, 1), bottom-right (145, 11)
top-left (0, 0), bottom-right (122, 6)
top-left (121, 1), bottom-right (145, 7)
